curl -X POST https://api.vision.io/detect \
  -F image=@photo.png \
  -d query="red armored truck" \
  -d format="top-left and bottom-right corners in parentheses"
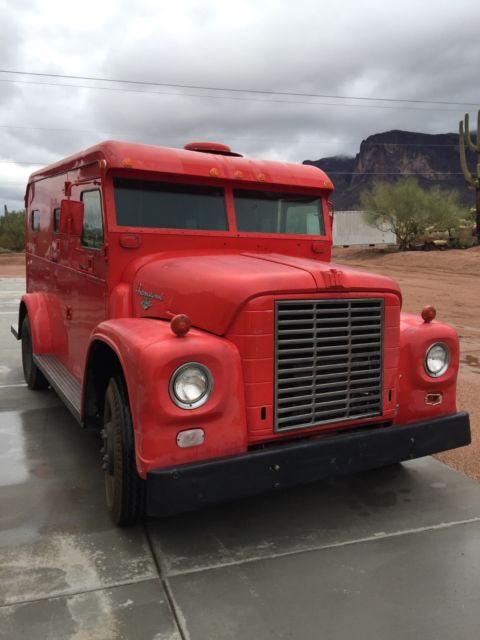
top-left (12, 140), bottom-right (470, 524)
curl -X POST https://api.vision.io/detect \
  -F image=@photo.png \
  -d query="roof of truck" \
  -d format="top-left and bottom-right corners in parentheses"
top-left (28, 140), bottom-right (334, 191)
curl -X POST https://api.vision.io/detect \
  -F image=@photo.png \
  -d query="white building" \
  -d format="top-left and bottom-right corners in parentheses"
top-left (333, 210), bottom-right (397, 247)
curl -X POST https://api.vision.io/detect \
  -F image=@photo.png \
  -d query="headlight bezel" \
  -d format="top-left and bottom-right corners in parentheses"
top-left (424, 342), bottom-right (451, 378)
top-left (169, 362), bottom-right (213, 410)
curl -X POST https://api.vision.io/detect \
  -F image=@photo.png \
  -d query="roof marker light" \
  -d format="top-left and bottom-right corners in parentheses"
top-left (209, 167), bottom-right (220, 177)
top-left (122, 158), bottom-right (133, 168)
top-left (171, 314), bottom-right (192, 337)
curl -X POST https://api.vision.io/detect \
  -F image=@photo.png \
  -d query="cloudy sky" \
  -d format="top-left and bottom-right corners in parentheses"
top-left (1, 0), bottom-right (479, 210)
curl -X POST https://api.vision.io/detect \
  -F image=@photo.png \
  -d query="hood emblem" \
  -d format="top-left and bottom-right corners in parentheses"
top-left (135, 284), bottom-right (164, 311)
top-left (141, 298), bottom-right (152, 310)
top-left (323, 269), bottom-right (344, 289)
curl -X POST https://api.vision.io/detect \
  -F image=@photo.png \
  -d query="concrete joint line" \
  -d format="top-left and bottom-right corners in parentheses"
top-left (0, 383), bottom-right (27, 389)
top-left (144, 524), bottom-right (190, 640)
top-left (163, 516), bottom-right (480, 578)
top-left (0, 575), bottom-right (158, 609)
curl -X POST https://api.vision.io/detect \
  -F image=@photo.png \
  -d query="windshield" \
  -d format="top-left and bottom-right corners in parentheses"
top-left (113, 178), bottom-right (228, 231)
top-left (234, 189), bottom-right (325, 235)
top-left (112, 178), bottom-right (325, 236)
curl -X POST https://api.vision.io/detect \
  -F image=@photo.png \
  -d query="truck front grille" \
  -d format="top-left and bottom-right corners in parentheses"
top-left (275, 298), bottom-right (384, 432)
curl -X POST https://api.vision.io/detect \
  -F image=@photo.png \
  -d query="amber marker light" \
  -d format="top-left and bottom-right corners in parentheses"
top-left (122, 158), bottom-right (134, 168)
top-left (421, 305), bottom-right (437, 323)
top-left (257, 173), bottom-right (266, 182)
top-left (209, 167), bottom-right (220, 177)
top-left (171, 314), bottom-right (192, 337)
top-left (234, 170), bottom-right (244, 179)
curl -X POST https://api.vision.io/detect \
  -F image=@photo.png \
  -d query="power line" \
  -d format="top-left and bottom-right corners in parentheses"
top-left (0, 77), bottom-right (468, 113)
top-left (0, 160), bottom-right (48, 166)
top-left (0, 123), bottom-right (464, 146)
top-left (0, 158), bottom-right (468, 175)
top-left (0, 77), bottom-right (456, 112)
top-left (324, 171), bottom-right (465, 175)
top-left (1, 68), bottom-right (479, 107)
top-left (0, 77), bottom-right (424, 110)
top-left (0, 170), bottom-right (468, 177)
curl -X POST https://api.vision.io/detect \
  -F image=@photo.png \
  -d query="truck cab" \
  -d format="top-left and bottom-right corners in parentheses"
top-left (13, 140), bottom-right (470, 524)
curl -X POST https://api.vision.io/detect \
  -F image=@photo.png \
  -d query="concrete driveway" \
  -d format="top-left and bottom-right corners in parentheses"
top-left (1, 278), bottom-right (479, 640)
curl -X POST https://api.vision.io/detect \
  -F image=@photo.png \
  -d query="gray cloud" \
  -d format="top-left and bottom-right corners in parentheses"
top-left (1, 0), bottom-right (480, 209)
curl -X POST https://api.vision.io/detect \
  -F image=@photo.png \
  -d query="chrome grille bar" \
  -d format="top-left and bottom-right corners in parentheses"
top-left (274, 299), bottom-right (384, 432)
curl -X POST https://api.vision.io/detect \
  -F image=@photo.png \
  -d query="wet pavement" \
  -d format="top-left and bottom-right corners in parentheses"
top-left (1, 277), bottom-right (479, 640)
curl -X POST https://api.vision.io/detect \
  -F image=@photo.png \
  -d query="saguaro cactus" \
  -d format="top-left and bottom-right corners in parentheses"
top-left (459, 111), bottom-right (480, 240)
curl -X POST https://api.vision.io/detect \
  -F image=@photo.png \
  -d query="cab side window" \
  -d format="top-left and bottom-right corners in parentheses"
top-left (81, 190), bottom-right (103, 249)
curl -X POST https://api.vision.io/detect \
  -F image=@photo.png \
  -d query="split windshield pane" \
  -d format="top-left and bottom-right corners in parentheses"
top-left (234, 190), bottom-right (325, 235)
top-left (113, 178), bottom-right (228, 231)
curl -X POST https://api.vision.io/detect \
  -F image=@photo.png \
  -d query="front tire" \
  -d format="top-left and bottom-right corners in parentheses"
top-left (21, 316), bottom-right (49, 390)
top-left (102, 376), bottom-right (146, 525)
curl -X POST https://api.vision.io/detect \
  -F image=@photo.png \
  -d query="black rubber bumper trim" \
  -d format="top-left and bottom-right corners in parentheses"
top-left (146, 412), bottom-right (470, 516)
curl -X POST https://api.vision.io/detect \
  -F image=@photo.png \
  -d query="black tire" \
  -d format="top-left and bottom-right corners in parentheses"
top-left (21, 316), bottom-right (49, 390)
top-left (102, 376), bottom-right (146, 525)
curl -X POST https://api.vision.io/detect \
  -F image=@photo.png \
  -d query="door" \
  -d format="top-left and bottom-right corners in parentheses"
top-left (67, 182), bottom-right (107, 379)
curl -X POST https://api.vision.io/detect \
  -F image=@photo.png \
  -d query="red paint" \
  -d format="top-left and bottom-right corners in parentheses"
top-left (19, 139), bottom-right (463, 479)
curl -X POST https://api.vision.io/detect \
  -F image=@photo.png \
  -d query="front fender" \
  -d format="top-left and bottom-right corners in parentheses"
top-left (395, 312), bottom-right (459, 424)
top-left (91, 318), bottom-right (248, 477)
top-left (18, 293), bottom-right (67, 354)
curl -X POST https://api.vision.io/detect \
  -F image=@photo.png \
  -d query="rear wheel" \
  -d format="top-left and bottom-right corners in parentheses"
top-left (21, 316), bottom-right (49, 390)
top-left (102, 376), bottom-right (146, 525)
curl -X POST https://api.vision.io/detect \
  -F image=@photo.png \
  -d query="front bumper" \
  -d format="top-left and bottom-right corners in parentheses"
top-left (146, 412), bottom-right (470, 516)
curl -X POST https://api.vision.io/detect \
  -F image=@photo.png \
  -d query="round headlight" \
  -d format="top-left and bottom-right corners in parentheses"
top-left (170, 363), bottom-right (213, 409)
top-left (425, 343), bottom-right (450, 378)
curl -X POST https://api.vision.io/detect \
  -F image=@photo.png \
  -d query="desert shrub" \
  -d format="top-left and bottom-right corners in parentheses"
top-left (362, 179), bottom-right (466, 250)
top-left (0, 210), bottom-right (25, 252)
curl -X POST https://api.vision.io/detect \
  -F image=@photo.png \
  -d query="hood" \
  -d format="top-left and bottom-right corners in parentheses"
top-left (133, 252), bottom-right (401, 335)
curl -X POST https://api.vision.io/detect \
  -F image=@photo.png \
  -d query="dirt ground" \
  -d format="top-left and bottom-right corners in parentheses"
top-left (0, 253), bottom-right (25, 277)
top-left (332, 246), bottom-right (480, 481)
top-left (1, 248), bottom-right (479, 480)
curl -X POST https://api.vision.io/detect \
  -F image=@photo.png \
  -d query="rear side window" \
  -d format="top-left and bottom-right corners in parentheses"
top-left (53, 207), bottom-right (60, 233)
top-left (113, 178), bottom-right (228, 231)
top-left (31, 210), bottom-right (40, 232)
top-left (81, 190), bottom-right (103, 248)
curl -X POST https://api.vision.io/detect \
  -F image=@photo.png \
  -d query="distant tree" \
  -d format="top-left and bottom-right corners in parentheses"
top-left (425, 188), bottom-right (466, 239)
top-left (361, 179), bottom-right (465, 249)
top-left (0, 209), bottom-right (25, 251)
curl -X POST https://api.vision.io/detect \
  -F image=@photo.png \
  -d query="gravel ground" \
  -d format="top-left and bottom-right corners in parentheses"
top-left (2, 248), bottom-right (479, 480)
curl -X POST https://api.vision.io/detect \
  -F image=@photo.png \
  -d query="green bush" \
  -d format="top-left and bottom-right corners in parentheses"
top-left (361, 179), bottom-right (467, 250)
top-left (0, 210), bottom-right (25, 252)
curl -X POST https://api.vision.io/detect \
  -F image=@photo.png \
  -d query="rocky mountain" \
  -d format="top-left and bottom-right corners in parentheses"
top-left (304, 130), bottom-right (476, 210)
